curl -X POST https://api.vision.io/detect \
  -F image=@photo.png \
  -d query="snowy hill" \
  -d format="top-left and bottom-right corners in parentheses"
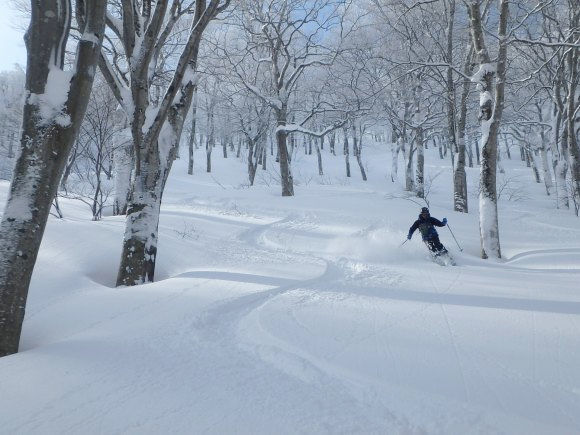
top-left (1, 141), bottom-right (579, 434)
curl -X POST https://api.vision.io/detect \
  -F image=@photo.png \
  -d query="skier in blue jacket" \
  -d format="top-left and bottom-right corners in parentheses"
top-left (408, 207), bottom-right (448, 255)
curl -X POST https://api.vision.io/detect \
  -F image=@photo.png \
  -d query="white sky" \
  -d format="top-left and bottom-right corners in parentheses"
top-left (0, 6), bottom-right (27, 72)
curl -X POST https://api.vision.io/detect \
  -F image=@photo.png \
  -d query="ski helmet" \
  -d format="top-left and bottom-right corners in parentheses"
top-left (420, 207), bottom-right (429, 214)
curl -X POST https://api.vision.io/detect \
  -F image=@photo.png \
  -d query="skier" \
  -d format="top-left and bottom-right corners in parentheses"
top-left (407, 207), bottom-right (448, 256)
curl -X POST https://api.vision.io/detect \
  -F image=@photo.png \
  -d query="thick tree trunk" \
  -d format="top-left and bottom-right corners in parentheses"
top-left (0, 0), bottom-right (106, 357)
top-left (469, 0), bottom-right (509, 259)
top-left (111, 0), bottom-right (229, 287)
top-left (117, 163), bottom-right (165, 286)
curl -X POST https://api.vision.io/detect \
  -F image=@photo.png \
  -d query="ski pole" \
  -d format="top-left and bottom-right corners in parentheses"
top-left (447, 224), bottom-right (463, 251)
top-left (400, 239), bottom-right (408, 247)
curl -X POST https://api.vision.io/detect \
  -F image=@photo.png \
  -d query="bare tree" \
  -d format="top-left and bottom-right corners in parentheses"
top-left (468, 0), bottom-right (509, 259)
top-left (99, 0), bottom-right (231, 286)
top-left (227, 0), bottom-right (350, 196)
top-left (0, 0), bottom-right (107, 357)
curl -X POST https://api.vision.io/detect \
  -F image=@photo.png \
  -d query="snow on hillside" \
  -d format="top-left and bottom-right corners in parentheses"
top-left (1, 141), bottom-right (579, 434)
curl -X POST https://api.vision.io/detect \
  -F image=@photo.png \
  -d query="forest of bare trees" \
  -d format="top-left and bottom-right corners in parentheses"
top-left (0, 0), bottom-right (579, 356)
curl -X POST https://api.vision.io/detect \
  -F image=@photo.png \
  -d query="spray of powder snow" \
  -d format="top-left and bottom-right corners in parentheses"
top-left (326, 220), bottom-right (429, 265)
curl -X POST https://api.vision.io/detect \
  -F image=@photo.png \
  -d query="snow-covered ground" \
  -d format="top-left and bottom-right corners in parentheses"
top-left (1, 141), bottom-right (579, 434)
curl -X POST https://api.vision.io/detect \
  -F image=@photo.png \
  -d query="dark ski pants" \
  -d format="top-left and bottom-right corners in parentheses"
top-left (425, 236), bottom-right (447, 255)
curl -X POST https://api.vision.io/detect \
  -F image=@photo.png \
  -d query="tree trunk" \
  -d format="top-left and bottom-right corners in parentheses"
top-left (187, 91), bottom-right (197, 175)
top-left (315, 136), bottom-right (323, 176)
top-left (248, 138), bottom-right (256, 185)
top-left (552, 105), bottom-right (569, 208)
top-left (276, 107), bottom-right (293, 196)
top-left (536, 103), bottom-right (553, 195)
top-left (566, 23), bottom-right (580, 208)
top-left (353, 125), bottom-right (367, 181)
top-left (527, 148), bottom-right (541, 183)
top-left (391, 137), bottom-right (400, 182)
top-left (329, 130), bottom-right (336, 155)
top-left (343, 127), bottom-right (351, 178)
top-left (206, 109), bottom-right (214, 173)
top-left (0, 0), bottom-right (106, 357)
top-left (117, 162), bottom-right (165, 286)
top-left (113, 130), bottom-right (133, 215)
top-left (415, 127), bottom-right (424, 198)
top-left (454, 44), bottom-right (473, 213)
top-left (469, 0), bottom-right (508, 259)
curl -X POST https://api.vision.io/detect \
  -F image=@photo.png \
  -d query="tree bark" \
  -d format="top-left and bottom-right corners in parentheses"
top-left (566, 15), bottom-right (580, 208)
top-left (469, 0), bottom-right (509, 259)
top-left (415, 127), bottom-right (424, 198)
top-left (343, 127), bottom-right (351, 178)
top-left (454, 44), bottom-right (473, 213)
top-left (114, 0), bottom-right (230, 287)
top-left (188, 90), bottom-right (197, 175)
top-left (0, 0), bottom-right (106, 357)
top-left (276, 106), bottom-right (293, 196)
top-left (113, 129), bottom-right (133, 215)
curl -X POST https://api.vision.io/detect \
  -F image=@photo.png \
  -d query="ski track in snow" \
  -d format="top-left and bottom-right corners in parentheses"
top-left (2, 145), bottom-right (580, 433)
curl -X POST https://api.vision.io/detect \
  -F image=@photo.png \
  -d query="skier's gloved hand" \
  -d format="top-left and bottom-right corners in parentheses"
top-left (442, 218), bottom-right (447, 225)
top-left (407, 233), bottom-right (412, 240)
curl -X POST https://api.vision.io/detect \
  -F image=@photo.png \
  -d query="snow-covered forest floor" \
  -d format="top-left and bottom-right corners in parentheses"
top-left (1, 141), bottom-right (579, 434)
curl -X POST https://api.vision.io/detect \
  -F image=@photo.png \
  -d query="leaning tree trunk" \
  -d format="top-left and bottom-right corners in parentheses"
top-left (353, 125), bottom-right (367, 181)
top-left (0, 0), bottom-right (106, 357)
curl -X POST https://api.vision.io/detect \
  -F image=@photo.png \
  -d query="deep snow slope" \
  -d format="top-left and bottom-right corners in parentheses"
top-left (1, 140), bottom-right (579, 434)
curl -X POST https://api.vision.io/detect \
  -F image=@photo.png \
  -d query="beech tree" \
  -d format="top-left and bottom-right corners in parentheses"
top-left (0, 0), bottom-right (107, 357)
top-left (467, 0), bottom-right (509, 259)
top-left (226, 0), bottom-right (352, 196)
top-left (99, 0), bottom-right (231, 286)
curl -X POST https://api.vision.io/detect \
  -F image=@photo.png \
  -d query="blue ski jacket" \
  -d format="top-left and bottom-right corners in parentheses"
top-left (408, 214), bottom-right (445, 241)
